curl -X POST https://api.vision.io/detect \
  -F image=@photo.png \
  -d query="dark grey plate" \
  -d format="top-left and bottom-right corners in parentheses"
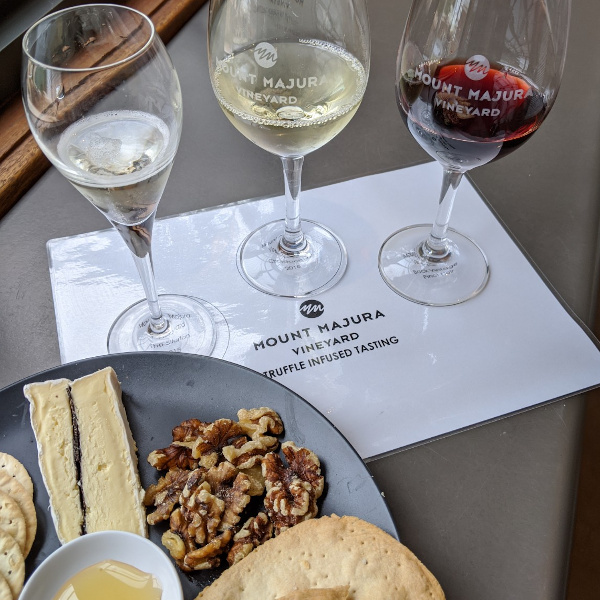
top-left (0, 352), bottom-right (398, 598)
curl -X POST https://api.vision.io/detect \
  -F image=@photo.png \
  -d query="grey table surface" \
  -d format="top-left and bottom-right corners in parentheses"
top-left (1, 1), bottom-right (599, 598)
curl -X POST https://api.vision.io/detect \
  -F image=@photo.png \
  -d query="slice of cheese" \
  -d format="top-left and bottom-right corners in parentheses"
top-left (23, 378), bottom-right (83, 544)
top-left (69, 366), bottom-right (146, 537)
top-left (24, 367), bottom-right (147, 543)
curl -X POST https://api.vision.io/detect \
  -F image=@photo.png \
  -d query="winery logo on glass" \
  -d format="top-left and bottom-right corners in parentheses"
top-left (253, 42), bottom-right (278, 68)
top-left (412, 54), bottom-right (537, 121)
top-left (213, 39), bottom-right (356, 118)
top-left (464, 55), bottom-right (489, 81)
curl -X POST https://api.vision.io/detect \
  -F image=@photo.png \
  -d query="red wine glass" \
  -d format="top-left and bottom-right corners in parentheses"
top-left (379, 0), bottom-right (571, 306)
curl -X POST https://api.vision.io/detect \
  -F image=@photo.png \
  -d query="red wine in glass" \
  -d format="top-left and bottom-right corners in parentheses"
top-left (380, 0), bottom-right (570, 307)
top-left (399, 57), bottom-right (548, 170)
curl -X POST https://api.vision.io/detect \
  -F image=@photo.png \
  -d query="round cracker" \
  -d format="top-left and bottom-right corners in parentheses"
top-left (196, 515), bottom-right (445, 600)
top-left (0, 453), bottom-right (34, 498)
top-left (0, 529), bottom-right (25, 598)
top-left (0, 473), bottom-right (37, 557)
top-left (0, 489), bottom-right (27, 554)
top-left (0, 573), bottom-right (12, 600)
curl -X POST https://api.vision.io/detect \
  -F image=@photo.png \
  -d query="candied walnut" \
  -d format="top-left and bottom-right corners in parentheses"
top-left (229, 436), bottom-right (248, 450)
top-left (181, 482), bottom-right (225, 545)
top-left (262, 442), bottom-right (324, 534)
top-left (227, 512), bottom-right (273, 566)
top-left (240, 464), bottom-right (265, 496)
top-left (199, 452), bottom-right (219, 469)
top-left (162, 530), bottom-right (186, 561)
top-left (203, 461), bottom-right (238, 490)
top-left (169, 507), bottom-right (197, 552)
top-left (201, 462), bottom-right (253, 531)
top-left (266, 478), bottom-right (313, 534)
top-left (164, 508), bottom-right (198, 571)
top-left (147, 419), bottom-right (213, 471)
top-left (222, 436), bottom-right (278, 469)
top-left (179, 467), bottom-right (209, 505)
top-left (148, 443), bottom-right (199, 471)
top-left (172, 418), bottom-right (210, 442)
top-left (237, 407), bottom-right (283, 439)
top-left (144, 469), bottom-right (191, 525)
top-left (218, 472), bottom-right (251, 531)
top-left (183, 530), bottom-right (233, 570)
top-left (191, 419), bottom-right (244, 464)
top-left (282, 441), bottom-right (324, 499)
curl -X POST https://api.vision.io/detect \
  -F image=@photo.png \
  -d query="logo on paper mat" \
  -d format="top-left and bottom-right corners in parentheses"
top-left (299, 300), bottom-right (324, 319)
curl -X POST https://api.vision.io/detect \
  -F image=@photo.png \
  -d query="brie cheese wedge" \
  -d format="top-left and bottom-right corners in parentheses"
top-left (24, 367), bottom-right (147, 543)
top-left (24, 377), bottom-right (82, 544)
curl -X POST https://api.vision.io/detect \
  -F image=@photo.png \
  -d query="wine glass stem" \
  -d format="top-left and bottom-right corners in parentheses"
top-left (111, 214), bottom-right (169, 335)
top-left (422, 168), bottom-right (464, 260)
top-left (279, 155), bottom-right (307, 254)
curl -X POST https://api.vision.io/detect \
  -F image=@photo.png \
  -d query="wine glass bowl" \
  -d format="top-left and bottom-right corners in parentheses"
top-left (208, 0), bottom-right (370, 297)
top-left (379, 0), bottom-right (571, 306)
top-left (22, 4), bottom-right (228, 354)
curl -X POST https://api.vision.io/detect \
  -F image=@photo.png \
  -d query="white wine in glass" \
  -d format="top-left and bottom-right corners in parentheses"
top-left (22, 4), bottom-right (228, 355)
top-left (208, 0), bottom-right (370, 298)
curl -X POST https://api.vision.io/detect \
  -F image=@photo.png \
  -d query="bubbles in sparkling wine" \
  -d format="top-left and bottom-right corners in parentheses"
top-left (63, 111), bottom-right (168, 178)
top-left (56, 110), bottom-right (174, 225)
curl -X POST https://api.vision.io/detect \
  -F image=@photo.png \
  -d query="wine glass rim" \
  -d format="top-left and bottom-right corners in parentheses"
top-left (22, 3), bottom-right (156, 73)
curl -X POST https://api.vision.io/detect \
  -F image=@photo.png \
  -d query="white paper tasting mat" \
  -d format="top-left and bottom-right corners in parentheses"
top-left (47, 163), bottom-right (600, 459)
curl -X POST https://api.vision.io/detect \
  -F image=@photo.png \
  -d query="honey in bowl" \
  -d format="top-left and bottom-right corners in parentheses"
top-left (52, 559), bottom-right (162, 600)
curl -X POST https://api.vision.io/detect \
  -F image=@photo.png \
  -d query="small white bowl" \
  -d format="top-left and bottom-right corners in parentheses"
top-left (21, 531), bottom-right (183, 600)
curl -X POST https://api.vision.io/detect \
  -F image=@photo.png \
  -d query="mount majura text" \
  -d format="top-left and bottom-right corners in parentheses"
top-left (253, 310), bottom-right (385, 352)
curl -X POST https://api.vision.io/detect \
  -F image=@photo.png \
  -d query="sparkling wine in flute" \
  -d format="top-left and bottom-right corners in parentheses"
top-left (399, 57), bottom-right (548, 170)
top-left (22, 4), bottom-right (230, 355)
top-left (56, 110), bottom-right (174, 225)
top-left (213, 40), bottom-right (367, 157)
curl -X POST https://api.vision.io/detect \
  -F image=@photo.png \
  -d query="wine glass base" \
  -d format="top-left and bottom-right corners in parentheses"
top-left (378, 225), bottom-right (489, 306)
top-left (237, 219), bottom-right (348, 298)
top-left (107, 294), bottom-right (229, 357)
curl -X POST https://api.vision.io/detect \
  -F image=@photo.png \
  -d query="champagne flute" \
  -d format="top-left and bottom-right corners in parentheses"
top-left (208, 0), bottom-right (370, 298)
top-left (379, 0), bottom-right (570, 306)
top-left (22, 4), bottom-right (228, 354)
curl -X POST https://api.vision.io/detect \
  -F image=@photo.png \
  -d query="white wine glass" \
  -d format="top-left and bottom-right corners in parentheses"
top-left (379, 0), bottom-right (571, 306)
top-left (208, 0), bottom-right (370, 298)
top-left (22, 4), bottom-right (228, 355)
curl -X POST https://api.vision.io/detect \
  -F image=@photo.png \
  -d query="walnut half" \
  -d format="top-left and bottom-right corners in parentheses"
top-left (191, 419), bottom-right (244, 466)
top-left (222, 436), bottom-right (278, 470)
top-left (237, 407), bottom-right (284, 439)
top-left (262, 441), bottom-right (324, 534)
top-left (227, 511), bottom-right (273, 566)
top-left (144, 468), bottom-right (192, 525)
top-left (183, 530), bottom-right (233, 570)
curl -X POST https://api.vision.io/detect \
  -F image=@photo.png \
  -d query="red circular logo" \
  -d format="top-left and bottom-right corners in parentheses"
top-left (465, 55), bottom-right (490, 81)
